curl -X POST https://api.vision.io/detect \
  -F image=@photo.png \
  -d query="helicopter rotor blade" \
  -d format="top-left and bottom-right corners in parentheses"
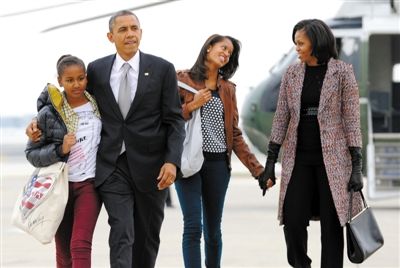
top-left (0, 2), bottom-right (83, 18)
top-left (41, 0), bottom-right (179, 33)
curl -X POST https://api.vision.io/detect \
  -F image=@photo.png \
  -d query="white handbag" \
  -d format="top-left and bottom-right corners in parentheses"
top-left (178, 81), bottom-right (204, 178)
top-left (11, 161), bottom-right (69, 244)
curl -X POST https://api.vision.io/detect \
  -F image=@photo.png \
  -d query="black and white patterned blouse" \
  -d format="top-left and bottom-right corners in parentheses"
top-left (201, 90), bottom-right (227, 153)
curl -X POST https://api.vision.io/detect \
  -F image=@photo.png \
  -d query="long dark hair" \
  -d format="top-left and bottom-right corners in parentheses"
top-left (292, 19), bottom-right (338, 64)
top-left (189, 34), bottom-right (241, 82)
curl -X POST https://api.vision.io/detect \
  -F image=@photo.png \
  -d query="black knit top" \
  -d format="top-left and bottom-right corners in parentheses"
top-left (296, 64), bottom-right (327, 164)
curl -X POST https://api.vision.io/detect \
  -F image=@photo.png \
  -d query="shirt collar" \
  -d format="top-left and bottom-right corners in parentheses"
top-left (115, 51), bottom-right (140, 72)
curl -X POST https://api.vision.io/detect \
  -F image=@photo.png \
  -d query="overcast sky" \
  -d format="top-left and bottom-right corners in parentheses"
top-left (0, 0), bottom-right (342, 117)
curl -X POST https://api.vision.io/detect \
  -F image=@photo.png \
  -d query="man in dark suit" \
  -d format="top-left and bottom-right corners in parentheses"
top-left (86, 10), bottom-right (185, 268)
top-left (26, 9), bottom-right (185, 268)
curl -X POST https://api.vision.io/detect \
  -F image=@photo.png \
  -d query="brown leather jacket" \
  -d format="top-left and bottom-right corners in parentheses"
top-left (177, 70), bottom-right (264, 177)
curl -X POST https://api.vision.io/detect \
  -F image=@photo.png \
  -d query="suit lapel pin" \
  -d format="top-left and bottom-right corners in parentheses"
top-left (144, 72), bottom-right (149, 76)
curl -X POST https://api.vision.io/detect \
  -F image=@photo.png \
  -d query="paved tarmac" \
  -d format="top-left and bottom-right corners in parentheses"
top-left (1, 144), bottom-right (399, 267)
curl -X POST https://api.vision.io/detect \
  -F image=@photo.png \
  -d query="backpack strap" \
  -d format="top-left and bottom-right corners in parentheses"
top-left (178, 81), bottom-right (198, 94)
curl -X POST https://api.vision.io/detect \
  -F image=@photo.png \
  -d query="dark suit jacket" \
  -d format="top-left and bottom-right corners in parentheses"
top-left (87, 52), bottom-right (185, 192)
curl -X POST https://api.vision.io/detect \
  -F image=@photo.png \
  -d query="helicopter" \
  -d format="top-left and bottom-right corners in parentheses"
top-left (241, 0), bottom-right (400, 199)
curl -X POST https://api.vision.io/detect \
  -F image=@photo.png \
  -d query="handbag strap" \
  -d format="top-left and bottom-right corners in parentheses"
top-left (348, 190), bottom-right (368, 222)
top-left (178, 81), bottom-right (198, 94)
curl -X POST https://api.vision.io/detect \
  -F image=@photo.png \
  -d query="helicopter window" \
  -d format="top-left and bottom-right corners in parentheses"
top-left (269, 48), bottom-right (298, 75)
top-left (260, 48), bottom-right (298, 113)
top-left (260, 76), bottom-right (280, 112)
top-left (392, 63), bottom-right (400, 132)
top-left (341, 38), bottom-right (358, 56)
top-left (393, 64), bottom-right (400, 83)
top-left (336, 37), bottom-right (361, 81)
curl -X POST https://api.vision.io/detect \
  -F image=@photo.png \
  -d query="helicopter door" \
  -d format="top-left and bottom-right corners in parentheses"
top-left (367, 34), bottom-right (400, 198)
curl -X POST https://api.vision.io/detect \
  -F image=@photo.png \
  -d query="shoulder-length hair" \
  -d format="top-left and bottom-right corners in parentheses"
top-left (292, 19), bottom-right (338, 64)
top-left (189, 34), bottom-right (241, 82)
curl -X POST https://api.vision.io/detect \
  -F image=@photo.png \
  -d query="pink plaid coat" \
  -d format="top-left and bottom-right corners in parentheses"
top-left (270, 58), bottom-right (363, 226)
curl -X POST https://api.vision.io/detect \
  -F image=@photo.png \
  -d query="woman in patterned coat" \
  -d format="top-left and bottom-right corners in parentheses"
top-left (258, 19), bottom-right (364, 268)
top-left (175, 34), bottom-right (264, 268)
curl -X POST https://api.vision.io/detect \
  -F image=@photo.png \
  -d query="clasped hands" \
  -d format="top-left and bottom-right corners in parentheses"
top-left (256, 160), bottom-right (276, 196)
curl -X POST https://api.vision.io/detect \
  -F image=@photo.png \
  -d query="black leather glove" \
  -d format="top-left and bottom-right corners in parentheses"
top-left (258, 141), bottom-right (281, 196)
top-left (348, 146), bottom-right (363, 192)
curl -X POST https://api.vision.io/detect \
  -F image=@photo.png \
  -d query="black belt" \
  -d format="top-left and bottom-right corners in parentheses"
top-left (300, 107), bottom-right (318, 116)
top-left (203, 151), bottom-right (227, 161)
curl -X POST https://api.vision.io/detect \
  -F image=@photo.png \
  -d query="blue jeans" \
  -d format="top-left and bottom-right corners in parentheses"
top-left (175, 159), bottom-right (230, 268)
